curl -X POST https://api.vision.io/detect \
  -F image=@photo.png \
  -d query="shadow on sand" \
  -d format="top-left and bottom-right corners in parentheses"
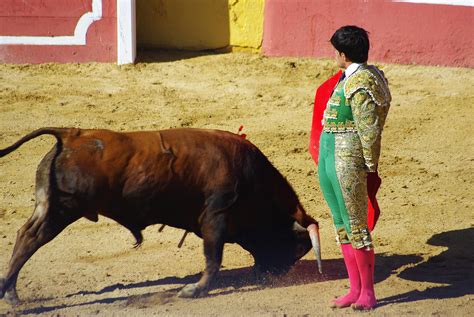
top-left (378, 227), bottom-right (474, 307)
top-left (135, 48), bottom-right (232, 64)
top-left (16, 228), bottom-right (473, 314)
top-left (15, 252), bottom-right (421, 315)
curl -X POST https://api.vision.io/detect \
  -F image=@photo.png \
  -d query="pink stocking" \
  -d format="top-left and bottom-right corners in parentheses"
top-left (352, 248), bottom-right (377, 310)
top-left (331, 243), bottom-right (361, 308)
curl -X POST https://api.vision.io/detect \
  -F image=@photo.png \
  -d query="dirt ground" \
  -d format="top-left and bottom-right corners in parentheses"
top-left (0, 51), bottom-right (473, 316)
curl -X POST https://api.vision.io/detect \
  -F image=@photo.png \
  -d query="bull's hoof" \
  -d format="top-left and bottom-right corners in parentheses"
top-left (5, 288), bottom-right (20, 306)
top-left (177, 283), bottom-right (207, 298)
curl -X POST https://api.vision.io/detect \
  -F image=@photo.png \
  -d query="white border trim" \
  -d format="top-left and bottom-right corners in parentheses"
top-left (393, 0), bottom-right (474, 6)
top-left (0, 0), bottom-right (103, 45)
top-left (117, 0), bottom-right (136, 64)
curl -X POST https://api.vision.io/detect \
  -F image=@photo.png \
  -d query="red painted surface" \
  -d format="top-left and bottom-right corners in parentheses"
top-left (0, 0), bottom-right (92, 36)
top-left (0, 18), bottom-right (80, 37)
top-left (0, 0), bottom-right (116, 63)
top-left (263, 0), bottom-right (474, 67)
top-left (0, 0), bottom-right (92, 16)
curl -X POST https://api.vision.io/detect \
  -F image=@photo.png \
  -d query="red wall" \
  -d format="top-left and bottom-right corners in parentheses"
top-left (0, 0), bottom-right (116, 63)
top-left (263, 0), bottom-right (474, 67)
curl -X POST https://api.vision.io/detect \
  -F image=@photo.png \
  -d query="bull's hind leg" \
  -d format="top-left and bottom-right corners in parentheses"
top-left (178, 210), bottom-right (227, 298)
top-left (2, 275), bottom-right (19, 306)
top-left (0, 196), bottom-right (80, 305)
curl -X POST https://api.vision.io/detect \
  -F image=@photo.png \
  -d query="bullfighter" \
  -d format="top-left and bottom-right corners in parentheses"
top-left (309, 25), bottom-right (391, 310)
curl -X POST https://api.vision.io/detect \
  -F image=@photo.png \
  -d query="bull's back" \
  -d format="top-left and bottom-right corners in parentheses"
top-left (52, 128), bottom-right (298, 228)
top-left (52, 128), bottom-right (252, 202)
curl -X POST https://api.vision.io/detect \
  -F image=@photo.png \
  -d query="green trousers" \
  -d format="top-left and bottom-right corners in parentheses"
top-left (318, 132), bottom-right (352, 244)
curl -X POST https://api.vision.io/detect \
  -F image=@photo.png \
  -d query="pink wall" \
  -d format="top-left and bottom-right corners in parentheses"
top-left (0, 0), bottom-right (116, 63)
top-left (263, 0), bottom-right (474, 67)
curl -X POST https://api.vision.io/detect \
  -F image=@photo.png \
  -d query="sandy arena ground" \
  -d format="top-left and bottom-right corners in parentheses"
top-left (0, 51), bottom-right (473, 316)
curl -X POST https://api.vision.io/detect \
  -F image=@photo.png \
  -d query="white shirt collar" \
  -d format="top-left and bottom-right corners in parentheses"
top-left (344, 63), bottom-right (362, 78)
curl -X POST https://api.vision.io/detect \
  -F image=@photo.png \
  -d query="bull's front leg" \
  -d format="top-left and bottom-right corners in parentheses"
top-left (178, 213), bottom-right (226, 298)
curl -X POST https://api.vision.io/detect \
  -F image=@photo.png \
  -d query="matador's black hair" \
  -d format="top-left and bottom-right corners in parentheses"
top-left (330, 25), bottom-right (370, 63)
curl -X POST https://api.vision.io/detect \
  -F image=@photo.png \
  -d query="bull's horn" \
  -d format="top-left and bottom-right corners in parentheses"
top-left (307, 224), bottom-right (322, 274)
top-left (293, 221), bottom-right (308, 233)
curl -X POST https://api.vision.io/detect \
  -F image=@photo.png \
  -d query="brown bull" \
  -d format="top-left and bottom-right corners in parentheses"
top-left (0, 128), bottom-right (321, 304)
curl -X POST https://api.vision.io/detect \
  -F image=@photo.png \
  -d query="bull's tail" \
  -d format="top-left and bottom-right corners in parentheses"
top-left (0, 128), bottom-right (69, 158)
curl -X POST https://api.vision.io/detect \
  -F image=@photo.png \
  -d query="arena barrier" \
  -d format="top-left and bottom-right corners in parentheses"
top-left (1, 0), bottom-right (472, 67)
top-left (263, 0), bottom-right (474, 67)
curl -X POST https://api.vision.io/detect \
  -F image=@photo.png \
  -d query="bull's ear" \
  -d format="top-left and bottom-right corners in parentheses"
top-left (292, 221), bottom-right (308, 233)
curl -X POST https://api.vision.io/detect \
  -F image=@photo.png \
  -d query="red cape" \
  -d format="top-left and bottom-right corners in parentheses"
top-left (309, 71), bottom-right (381, 231)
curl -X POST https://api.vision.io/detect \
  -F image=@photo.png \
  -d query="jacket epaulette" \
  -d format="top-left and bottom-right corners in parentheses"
top-left (344, 65), bottom-right (391, 107)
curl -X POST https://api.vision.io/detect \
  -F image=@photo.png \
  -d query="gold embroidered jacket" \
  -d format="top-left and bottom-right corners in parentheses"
top-left (345, 64), bottom-right (391, 172)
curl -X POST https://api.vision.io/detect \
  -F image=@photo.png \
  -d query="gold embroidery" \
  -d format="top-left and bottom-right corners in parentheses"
top-left (328, 95), bottom-right (341, 105)
top-left (334, 133), bottom-right (373, 249)
top-left (344, 64), bottom-right (391, 107)
top-left (351, 88), bottom-right (390, 172)
top-left (336, 227), bottom-right (351, 244)
top-left (323, 120), bottom-right (357, 133)
top-left (345, 121), bottom-right (355, 130)
top-left (351, 228), bottom-right (373, 249)
top-left (323, 108), bottom-right (338, 120)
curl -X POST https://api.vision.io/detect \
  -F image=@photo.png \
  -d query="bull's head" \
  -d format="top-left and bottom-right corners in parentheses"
top-left (244, 221), bottom-right (321, 275)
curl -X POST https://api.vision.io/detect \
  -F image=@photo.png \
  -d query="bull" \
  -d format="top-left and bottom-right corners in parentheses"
top-left (0, 127), bottom-right (321, 304)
